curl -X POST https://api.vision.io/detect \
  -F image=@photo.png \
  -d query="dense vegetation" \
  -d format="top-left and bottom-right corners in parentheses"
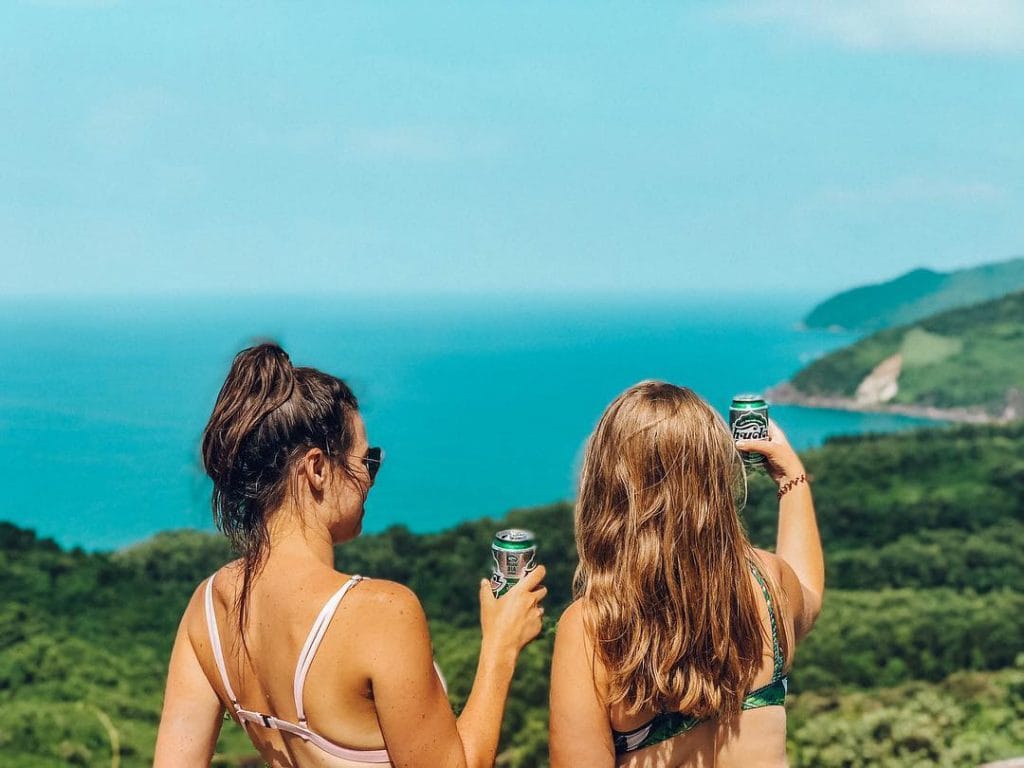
top-left (803, 256), bottom-right (1024, 332)
top-left (792, 290), bottom-right (1024, 412)
top-left (3, 422), bottom-right (1024, 766)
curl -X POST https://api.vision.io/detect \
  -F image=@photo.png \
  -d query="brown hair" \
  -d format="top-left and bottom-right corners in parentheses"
top-left (574, 381), bottom-right (788, 719)
top-left (201, 342), bottom-right (358, 638)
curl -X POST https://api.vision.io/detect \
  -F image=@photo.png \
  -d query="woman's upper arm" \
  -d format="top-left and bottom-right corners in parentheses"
top-left (775, 553), bottom-right (822, 644)
top-left (154, 586), bottom-right (224, 768)
top-left (549, 601), bottom-right (615, 768)
top-left (361, 582), bottom-right (466, 768)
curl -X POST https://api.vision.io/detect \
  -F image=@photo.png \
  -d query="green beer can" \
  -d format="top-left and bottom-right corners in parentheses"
top-left (730, 394), bottom-right (770, 468)
top-left (490, 529), bottom-right (537, 597)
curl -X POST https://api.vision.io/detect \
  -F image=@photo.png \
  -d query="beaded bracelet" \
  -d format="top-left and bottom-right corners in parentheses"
top-left (777, 473), bottom-right (808, 500)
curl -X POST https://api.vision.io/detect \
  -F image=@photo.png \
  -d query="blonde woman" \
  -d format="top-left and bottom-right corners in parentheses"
top-left (549, 382), bottom-right (823, 767)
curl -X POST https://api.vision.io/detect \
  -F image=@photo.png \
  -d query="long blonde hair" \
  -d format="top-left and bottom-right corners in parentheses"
top-left (574, 381), bottom-right (787, 719)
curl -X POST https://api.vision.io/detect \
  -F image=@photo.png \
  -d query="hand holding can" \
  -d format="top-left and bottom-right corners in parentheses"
top-left (736, 419), bottom-right (806, 486)
top-left (730, 394), bottom-right (770, 469)
top-left (481, 529), bottom-right (546, 653)
top-left (479, 563), bottom-right (547, 654)
top-left (490, 529), bottom-right (537, 596)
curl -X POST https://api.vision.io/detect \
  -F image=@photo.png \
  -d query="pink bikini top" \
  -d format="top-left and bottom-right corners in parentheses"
top-left (204, 573), bottom-right (391, 764)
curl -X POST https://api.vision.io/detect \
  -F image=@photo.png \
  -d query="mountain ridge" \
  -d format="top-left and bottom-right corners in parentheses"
top-left (805, 256), bottom-right (1024, 332)
top-left (778, 290), bottom-right (1024, 421)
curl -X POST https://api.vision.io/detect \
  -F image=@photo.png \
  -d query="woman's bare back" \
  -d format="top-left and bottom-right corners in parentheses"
top-left (611, 707), bottom-right (787, 768)
top-left (185, 557), bottom-right (392, 767)
top-left (605, 553), bottom-right (794, 768)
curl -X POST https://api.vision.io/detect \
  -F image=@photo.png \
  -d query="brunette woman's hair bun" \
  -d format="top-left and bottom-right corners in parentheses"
top-left (202, 342), bottom-right (297, 492)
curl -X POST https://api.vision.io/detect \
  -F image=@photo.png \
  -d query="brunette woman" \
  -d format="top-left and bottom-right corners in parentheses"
top-left (549, 382), bottom-right (822, 767)
top-left (155, 343), bottom-right (546, 767)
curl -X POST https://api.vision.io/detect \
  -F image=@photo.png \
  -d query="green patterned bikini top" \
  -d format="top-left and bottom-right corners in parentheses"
top-left (611, 561), bottom-right (788, 756)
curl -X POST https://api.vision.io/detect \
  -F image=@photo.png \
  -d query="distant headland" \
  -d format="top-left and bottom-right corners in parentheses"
top-left (776, 258), bottom-right (1024, 424)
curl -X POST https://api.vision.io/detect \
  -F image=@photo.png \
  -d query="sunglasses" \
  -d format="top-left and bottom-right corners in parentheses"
top-left (361, 446), bottom-right (384, 483)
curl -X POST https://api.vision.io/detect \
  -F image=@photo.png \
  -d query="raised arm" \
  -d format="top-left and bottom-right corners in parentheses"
top-left (738, 420), bottom-right (824, 639)
top-left (368, 566), bottom-right (547, 768)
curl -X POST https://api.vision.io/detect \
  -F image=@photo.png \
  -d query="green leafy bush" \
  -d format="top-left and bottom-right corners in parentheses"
top-left (2, 423), bottom-right (1023, 766)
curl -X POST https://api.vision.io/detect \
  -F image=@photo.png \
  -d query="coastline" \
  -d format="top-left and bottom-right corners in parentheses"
top-left (766, 382), bottom-right (1008, 425)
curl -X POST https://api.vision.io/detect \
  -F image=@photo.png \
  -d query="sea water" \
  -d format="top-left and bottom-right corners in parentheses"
top-left (0, 295), bottom-right (935, 550)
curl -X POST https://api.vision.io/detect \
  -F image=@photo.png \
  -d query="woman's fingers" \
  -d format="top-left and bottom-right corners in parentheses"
top-left (517, 564), bottom-right (546, 590)
top-left (478, 578), bottom-right (494, 604)
top-left (735, 438), bottom-right (777, 454)
top-left (736, 418), bottom-right (791, 453)
top-left (737, 418), bottom-right (805, 480)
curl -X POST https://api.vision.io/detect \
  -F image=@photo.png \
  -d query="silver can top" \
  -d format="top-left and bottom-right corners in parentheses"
top-left (495, 528), bottom-right (535, 543)
top-left (731, 393), bottom-right (766, 404)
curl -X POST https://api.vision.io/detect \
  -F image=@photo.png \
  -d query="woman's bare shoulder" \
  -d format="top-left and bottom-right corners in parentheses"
top-left (557, 598), bottom-right (584, 630)
top-left (551, 598), bottom-right (611, 727)
top-left (350, 576), bottom-right (419, 602)
top-left (750, 547), bottom-right (809, 648)
top-left (751, 547), bottom-right (803, 593)
top-left (334, 579), bottom-right (435, 677)
top-left (341, 578), bottom-right (429, 631)
top-left (555, 600), bottom-right (607, 679)
top-left (749, 548), bottom-right (785, 580)
top-left (180, 567), bottom-right (231, 648)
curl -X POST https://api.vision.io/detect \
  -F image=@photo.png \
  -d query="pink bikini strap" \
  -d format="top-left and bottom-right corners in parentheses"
top-left (234, 708), bottom-right (391, 763)
top-left (293, 575), bottom-right (366, 724)
top-left (204, 574), bottom-right (243, 715)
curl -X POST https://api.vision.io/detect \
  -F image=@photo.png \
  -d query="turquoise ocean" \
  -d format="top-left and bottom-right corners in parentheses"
top-left (0, 295), bottom-right (935, 551)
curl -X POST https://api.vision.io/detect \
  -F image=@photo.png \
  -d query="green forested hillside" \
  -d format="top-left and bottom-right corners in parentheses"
top-left (3, 422), bottom-right (1024, 766)
top-left (791, 290), bottom-right (1024, 413)
top-left (804, 257), bottom-right (1024, 332)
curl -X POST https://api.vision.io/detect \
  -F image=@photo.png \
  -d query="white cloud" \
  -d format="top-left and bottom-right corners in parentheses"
top-left (82, 88), bottom-right (179, 149)
top-left (814, 177), bottom-right (1007, 206)
top-left (719, 0), bottom-right (1024, 53)
top-left (344, 126), bottom-right (507, 162)
top-left (234, 122), bottom-right (508, 163)
top-left (24, 0), bottom-right (120, 7)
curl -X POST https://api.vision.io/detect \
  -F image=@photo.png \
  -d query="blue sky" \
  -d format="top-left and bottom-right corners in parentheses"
top-left (1, 1), bottom-right (1022, 299)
